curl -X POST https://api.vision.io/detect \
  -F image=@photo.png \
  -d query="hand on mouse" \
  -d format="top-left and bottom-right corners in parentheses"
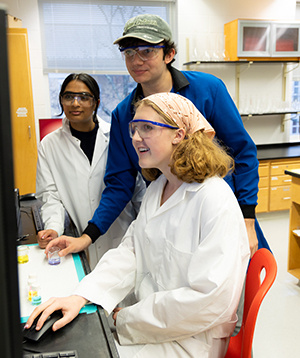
top-left (25, 295), bottom-right (88, 331)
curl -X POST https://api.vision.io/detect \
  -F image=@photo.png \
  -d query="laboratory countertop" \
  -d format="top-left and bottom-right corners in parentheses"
top-left (285, 168), bottom-right (300, 178)
top-left (256, 142), bottom-right (300, 161)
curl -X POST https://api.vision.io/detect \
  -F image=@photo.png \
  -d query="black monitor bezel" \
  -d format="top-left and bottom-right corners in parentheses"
top-left (0, 6), bottom-right (23, 358)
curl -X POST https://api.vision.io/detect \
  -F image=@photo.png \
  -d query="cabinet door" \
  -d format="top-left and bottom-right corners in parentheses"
top-left (271, 23), bottom-right (300, 57)
top-left (270, 186), bottom-right (291, 211)
top-left (7, 28), bottom-right (37, 195)
top-left (237, 20), bottom-right (271, 57)
top-left (257, 187), bottom-right (269, 213)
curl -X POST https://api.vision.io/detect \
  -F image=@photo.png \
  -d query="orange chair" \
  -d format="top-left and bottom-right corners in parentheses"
top-left (224, 248), bottom-right (277, 358)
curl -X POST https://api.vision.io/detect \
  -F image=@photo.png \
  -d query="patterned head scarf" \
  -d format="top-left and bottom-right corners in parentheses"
top-left (142, 92), bottom-right (215, 139)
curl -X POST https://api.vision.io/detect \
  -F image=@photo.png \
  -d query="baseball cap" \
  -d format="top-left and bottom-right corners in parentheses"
top-left (113, 14), bottom-right (173, 45)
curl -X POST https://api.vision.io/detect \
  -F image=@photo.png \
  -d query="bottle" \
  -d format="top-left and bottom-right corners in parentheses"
top-left (27, 274), bottom-right (40, 302)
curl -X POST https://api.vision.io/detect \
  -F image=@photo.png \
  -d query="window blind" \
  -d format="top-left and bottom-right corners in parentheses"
top-left (39, 0), bottom-right (174, 73)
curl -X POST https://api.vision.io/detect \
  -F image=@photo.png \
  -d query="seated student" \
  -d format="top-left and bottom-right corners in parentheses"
top-left (26, 93), bottom-right (250, 358)
top-left (36, 73), bottom-right (145, 268)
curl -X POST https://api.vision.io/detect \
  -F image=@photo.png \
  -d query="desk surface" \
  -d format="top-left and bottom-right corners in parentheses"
top-left (256, 142), bottom-right (300, 161)
top-left (20, 198), bottom-right (119, 358)
top-left (285, 168), bottom-right (300, 179)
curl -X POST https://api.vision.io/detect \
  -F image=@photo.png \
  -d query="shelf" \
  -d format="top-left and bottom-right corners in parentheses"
top-left (240, 111), bottom-right (300, 117)
top-left (183, 60), bottom-right (300, 66)
top-left (293, 229), bottom-right (300, 237)
top-left (288, 268), bottom-right (300, 280)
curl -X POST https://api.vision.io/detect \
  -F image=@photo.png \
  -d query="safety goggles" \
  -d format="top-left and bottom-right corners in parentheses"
top-left (129, 119), bottom-right (178, 139)
top-left (120, 45), bottom-right (165, 61)
top-left (61, 92), bottom-right (95, 106)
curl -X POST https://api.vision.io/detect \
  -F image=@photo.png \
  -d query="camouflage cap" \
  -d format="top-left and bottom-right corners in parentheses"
top-left (113, 14), bottom-right (172, 45)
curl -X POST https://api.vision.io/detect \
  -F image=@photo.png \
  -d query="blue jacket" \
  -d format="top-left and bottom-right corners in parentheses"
top-left (85, 67), bottom-right (269, 250)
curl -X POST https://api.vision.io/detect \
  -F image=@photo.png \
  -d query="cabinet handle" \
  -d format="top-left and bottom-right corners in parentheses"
top-left (283, 197), bottom-right (291, 200)
top-left (28, 125), bottom-right (31, 138)
top-left (283, 179), bottom-right (292, 182)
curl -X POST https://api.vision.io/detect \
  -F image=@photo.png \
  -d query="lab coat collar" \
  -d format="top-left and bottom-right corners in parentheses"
top-left (61, 115), bottom-right (110, 170)
top-left (150, 175), bottom-right (203, 217)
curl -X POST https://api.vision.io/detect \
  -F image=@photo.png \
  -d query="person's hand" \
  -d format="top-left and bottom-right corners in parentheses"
top-left (37, 229), bottom-right (58, 249)
top-left (112, 307), bottom-right (123, 326)
top-left (244, 218), bottom-right (258, 258)
top-left (45, 234), bottom-right (92, 258)
top-left (24, 295), bottom-right (87, 332)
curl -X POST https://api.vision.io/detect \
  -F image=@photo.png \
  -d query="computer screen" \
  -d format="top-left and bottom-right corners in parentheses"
top-left (0, 5), bottom-right (23, 357)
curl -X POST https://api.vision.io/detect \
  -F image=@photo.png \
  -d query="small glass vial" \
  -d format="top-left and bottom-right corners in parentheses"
top-left (48, 246), bottom-right (61, 265)
top-left (27, 274), bottom-right (40, 302)
top-left (17, 246), bottom-right (29, 264)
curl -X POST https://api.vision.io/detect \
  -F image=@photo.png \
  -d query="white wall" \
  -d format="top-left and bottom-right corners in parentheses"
top-left (1, 0), bottom-right (299, 144)
top-left (2, 0), bottom-right (49, 131)
top-left (176, 0), bottom-right (298, 144)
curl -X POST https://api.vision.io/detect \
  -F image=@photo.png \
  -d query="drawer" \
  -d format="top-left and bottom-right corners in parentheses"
top-left (258, 176), bottom-right (269, 188)
top-left (258, 164), bottom-right (269, 177)
top-left (270, 175), bottom-right (292, 187)
top-left (270, 185), bottom-right (291, 211)
top-left (257, 187), bottom-right (269, 213)
top-left (270, 162), bottom-right (300, 176)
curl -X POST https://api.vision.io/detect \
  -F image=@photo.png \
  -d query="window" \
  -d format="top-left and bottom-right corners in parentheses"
top-left (291, 80), bottom-right (300, 137)
top-left (38, 0), bottom-right (175, 122)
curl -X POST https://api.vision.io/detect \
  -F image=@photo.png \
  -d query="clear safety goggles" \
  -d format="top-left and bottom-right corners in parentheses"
top-left (120, 45), bottom-right (165, 61)
top-left (61, 92), bottom-right (95, 106)
top-left (129, 119), bottom-right (178, 139)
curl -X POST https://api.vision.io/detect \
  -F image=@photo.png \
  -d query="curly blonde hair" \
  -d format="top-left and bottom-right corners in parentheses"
top-left (135, 100), bottom-right (234, 183)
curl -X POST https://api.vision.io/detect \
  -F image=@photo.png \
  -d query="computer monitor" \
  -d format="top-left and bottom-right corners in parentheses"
top-left (0, 5), bottom-right (23, 357)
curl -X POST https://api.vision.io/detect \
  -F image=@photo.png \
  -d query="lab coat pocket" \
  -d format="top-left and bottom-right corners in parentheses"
top-left (157, 239), bottom-right (193, 290)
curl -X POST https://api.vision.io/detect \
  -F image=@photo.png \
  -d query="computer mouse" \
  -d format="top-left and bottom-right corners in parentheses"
top-left (23, 310), bottom-right (63, 342)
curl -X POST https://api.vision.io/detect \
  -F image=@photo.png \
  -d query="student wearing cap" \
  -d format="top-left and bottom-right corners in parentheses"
top-left (26, 93), bottom-right (250, 358)
top-left (42, 15), bottom-right (269, 347)
top-left (45, 14), bottom-right (269, 259)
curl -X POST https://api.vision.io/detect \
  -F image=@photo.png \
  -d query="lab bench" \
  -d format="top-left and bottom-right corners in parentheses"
top-left (256, 143), bottom-right (300, 213)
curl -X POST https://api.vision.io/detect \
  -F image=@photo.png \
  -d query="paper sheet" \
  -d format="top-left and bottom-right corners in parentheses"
top-left (18, 244), bottom-right (96, 322)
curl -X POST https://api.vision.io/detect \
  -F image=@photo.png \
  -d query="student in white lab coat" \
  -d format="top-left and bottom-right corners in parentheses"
top-left (36, 73), bottom-right (145, 268)
top-left (26, 93), bottom-right (250, 357)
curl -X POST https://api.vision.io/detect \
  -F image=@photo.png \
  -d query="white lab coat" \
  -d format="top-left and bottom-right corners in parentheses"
top-left (36, 116), bottom-right (145, 268)
top-left (74, 175), bottom-right (250, 357)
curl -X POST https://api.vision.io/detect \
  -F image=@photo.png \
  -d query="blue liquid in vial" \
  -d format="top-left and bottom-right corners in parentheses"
top-left (48, 257), bottom-right (61, 265)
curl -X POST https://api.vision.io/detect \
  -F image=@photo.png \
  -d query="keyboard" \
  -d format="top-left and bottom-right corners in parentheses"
top-left (23, 350), bottom-right (78, 357)
top-left (31, 204), bottom-right (44, 232)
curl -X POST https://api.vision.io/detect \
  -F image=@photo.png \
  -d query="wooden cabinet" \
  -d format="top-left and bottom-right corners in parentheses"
top-left (257, 162), bottom-right (269, 213)
top-left (224, 19), bottom-right (300, 61)
top-left (7, 28), bottom-right (37, 195)
top-left (286, 169), bottom-right (300, 279)
top-left (270, 160), bottom-right (300, 211)
top-left (257, 158), bottom-right (300, 213)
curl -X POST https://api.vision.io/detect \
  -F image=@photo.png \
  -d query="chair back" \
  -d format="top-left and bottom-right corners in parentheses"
top-left (224, 248), bottom-right (277, 358)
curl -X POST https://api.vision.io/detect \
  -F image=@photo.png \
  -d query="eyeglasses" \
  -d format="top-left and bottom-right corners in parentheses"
top-left (61, 92), bottom-right (95, 106)
top-left (129, 119), bottom-right (178, 139)
top-left (120, 45), bottom-right (165, 61)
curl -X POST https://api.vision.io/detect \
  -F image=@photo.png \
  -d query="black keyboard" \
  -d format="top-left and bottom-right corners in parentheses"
top-left (31, 204), bottom-right (44, 232)
top-left (23, 350), bottom-right (78, 357)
